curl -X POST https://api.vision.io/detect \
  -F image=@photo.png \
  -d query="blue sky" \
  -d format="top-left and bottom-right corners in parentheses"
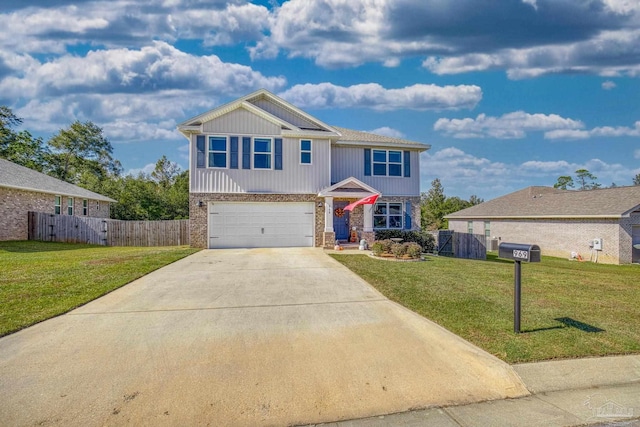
top-left (1, 0), bottom-right (639, 199)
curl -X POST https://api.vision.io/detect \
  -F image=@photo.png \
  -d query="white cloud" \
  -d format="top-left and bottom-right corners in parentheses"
top-left (544, 121), bottom-right (640, 139)
top-left (602, 80), bottom-right (617, 90)
top-left (126, 163), bottom-right (156, 177)
top-left (368, 127), bottom-right (405, 138)
top-left (434, 111), bottom-right (584, 139)
top-left (421, 147), bottom-right (637, 199)
top-left (278, 83), bottom-right (482, 111)
top-left (423, 28), bottom-right (640, 79)
top-left (0, 42), bottom-right (286, 99)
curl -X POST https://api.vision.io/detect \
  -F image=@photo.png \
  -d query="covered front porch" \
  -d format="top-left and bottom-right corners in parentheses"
top-left (318, 177), bottom-right (380, 248)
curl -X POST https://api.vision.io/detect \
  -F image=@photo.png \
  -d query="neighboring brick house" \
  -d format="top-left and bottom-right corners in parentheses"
top-left (178, 89), bottom-right (430, 249)
top-left (0, 158), bottom-right (116, 241)
top-left (446, 186), bottom-right (640, 264)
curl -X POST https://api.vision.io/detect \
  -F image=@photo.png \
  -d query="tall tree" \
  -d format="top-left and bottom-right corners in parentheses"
top-left (574, 168), bottom-right (600, 190)
top-left (151, 155), bottom-right (181, 189)
top-left (468, 194), bottom-right (484, 206)
top-left (421, 178), bottom-right (447, 230)
top-left (0, 106), bottom-right (49, 171)
top-left (48, 120), bottom-right (121, 183)
top-left (554, 175), bottom-right (575, 190)
top-left (634, 174), bottom-right (640, 186)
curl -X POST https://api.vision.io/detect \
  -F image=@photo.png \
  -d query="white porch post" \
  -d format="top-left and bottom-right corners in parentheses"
top-left (324, 197), bottom-right (334, 232)
top-left (363, 204), bottom-right (373, 232)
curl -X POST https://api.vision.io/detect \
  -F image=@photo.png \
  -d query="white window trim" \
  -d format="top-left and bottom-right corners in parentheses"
top-left (207, 135), bottom-right (228, 169)
top-left (300, 139), bottom-right (312, 165)
top-left (83, 199), bottom-right (88, 216)
top-left (467, 221), bottom-right (474, 234)
top-left (372, 149), bottom-right (403, 178)
top-left (373, 202), bottom-right (404, 230)
top-left (54, 195), bottom-right (61, 215)
top-left (67, 197), bottom-right (74, 216)
top-left (253, 137), bottom-right (273, 170)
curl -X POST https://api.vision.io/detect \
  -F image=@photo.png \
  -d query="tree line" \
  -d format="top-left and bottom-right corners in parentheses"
top-left (555, 168), bottom-right (640, 190)
top-left (420, 178), bottom-right (483, 230)
top-left (0, 106), bottom-right (188, 220)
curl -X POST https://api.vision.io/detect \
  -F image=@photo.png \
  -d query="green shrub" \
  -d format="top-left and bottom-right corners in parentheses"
top-left (379, 239), bottom-right (393, 253)
top-left (405, 242), bottom-right (422, 259)
top-left (391, 243), bottom-right (406, 257)
top-left (371, 241), bottom-right (385, 256)
top-left (374, 230), bottom-right (435, 252)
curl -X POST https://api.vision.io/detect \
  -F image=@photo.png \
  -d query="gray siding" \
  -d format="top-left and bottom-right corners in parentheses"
top-left (202, 108), bottom-right (281, 135)
top-left (331, 146), bottom-right (420, 196)
top-left (251, 99), bottom-right (321, 130)
top-left (190, 136), bottom-right (332, 194)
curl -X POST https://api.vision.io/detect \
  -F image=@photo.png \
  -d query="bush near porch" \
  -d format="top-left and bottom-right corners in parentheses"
top-left (374, 230), bottom-right (435, 252)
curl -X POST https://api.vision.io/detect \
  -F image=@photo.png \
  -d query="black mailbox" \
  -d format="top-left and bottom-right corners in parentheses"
top-left (499, 243), bottom-right (541, 263)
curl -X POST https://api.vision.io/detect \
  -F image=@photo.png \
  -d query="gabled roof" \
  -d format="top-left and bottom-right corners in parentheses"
top-left (177, 89), bottom-right (339, 138)
top-left (446, 185), bottom-right (640, 219)
top-left (318, 177), bottom-right (380, 198)
top-left (177, 89), bottom-right (430, 150)
top-left (0, 158), bottom-right (116, 202)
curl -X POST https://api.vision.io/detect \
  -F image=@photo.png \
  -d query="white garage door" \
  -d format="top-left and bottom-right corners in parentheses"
top-left (209, 202), bottom-right (315, 249)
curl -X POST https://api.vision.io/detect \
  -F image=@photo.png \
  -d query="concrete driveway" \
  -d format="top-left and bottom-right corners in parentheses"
top-left (0, 248), bottom-right (528, 426)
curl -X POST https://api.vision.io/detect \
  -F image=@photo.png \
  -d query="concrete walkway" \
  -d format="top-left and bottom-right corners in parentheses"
top-left (319, 355), bottom-right (640, 426)
top-left (0, 248), bottom-right (528, 426)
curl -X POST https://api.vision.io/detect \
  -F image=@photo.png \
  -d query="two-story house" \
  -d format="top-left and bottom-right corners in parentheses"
top-left (178, 89), bottom-right (430, 249)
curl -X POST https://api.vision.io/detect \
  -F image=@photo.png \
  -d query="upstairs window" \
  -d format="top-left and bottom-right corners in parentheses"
top-left (372, 150), bottom-right (402, 177)
top-left (208, 136), bottom-right (227, 168)
top-left (374, 202), bottom-right (403, 229)
top-left (253, 138), bottom-right (272, 169)
top-left (55, 195), bottom-right (61, 215)
top-left (300, 139), bottom-right (312, 164)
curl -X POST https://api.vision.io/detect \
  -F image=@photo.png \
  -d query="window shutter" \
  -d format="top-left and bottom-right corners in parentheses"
top-left (403, 151), bottom-right (411, 177)
top-left (404, 201), bottom-right (412, 230)
top-left (230, 136), bottom-right (239, 169)
top-left (242, 137), bottom-right (251, 169)
top-left (274, 138), bottom-right (283, 170)
top-left (196, 135), bottom-right (205, 168)
top-left (364, 149), bottom-right (371, 176)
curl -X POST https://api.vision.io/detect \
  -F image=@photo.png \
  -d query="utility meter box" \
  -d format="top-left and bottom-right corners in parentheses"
top-left (498, 243), bottom-right (541, 263)
top-left (592, 238), bottom-right (603, 251)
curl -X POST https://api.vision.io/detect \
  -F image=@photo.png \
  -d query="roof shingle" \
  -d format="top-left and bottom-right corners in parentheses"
top-left (446, 185), bottom-right (640, 218)
top-left (0, 158), bottom-right (116, 202)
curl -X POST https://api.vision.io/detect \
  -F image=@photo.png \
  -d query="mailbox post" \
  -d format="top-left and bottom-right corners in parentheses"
top-left (498, 243), bottom-right (541, 333)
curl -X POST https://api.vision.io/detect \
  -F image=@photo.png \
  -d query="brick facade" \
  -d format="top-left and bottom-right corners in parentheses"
top-left (449, 216), bottom-right (640, 264)
top-left (189, 193), bottom-right (422, 249)
top-left (0, 187), bottom-right (110, 241)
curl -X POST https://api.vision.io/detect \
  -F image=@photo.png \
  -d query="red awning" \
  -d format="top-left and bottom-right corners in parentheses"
top-left (343, 194), bottom-right (380, 211)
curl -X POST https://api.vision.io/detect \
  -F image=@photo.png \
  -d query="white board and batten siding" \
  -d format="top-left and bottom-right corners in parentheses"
top-left (208, 202), bottom-right (315, 248)
top-left (202, 108), bottom-right (281, 136)
top-left (331, 146), bottom-right (421, 196)
top-left (191, 134), bottom-right (332, 194)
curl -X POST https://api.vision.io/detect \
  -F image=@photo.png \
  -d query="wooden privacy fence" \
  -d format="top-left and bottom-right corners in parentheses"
top-left (28, 212), bottom-right (189, 247)
top-left (436, 230), bottom-right (486, 260)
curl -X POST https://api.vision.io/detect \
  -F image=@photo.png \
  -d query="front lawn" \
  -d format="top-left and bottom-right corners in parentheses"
top-left (0, 241), bottom-right (199, 337)
top-left (331, 253), bottom-right (640, 363)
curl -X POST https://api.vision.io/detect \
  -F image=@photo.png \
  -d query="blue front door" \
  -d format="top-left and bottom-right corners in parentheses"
top-left (333, 201), bottom-right (350, 241)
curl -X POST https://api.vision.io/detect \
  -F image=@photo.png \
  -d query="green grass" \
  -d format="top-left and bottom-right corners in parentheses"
top-left (0, 241), bottom-right (199, 337)
top-left (331, 253), bottom-right (640, 363)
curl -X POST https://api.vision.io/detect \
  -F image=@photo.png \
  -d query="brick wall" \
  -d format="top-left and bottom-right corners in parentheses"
top-left (189, 193), bottom-right (324, 248)
top-left (449, 218), bottom-right (625, 264)
top-left (0, 187), bottom-right (110, 241)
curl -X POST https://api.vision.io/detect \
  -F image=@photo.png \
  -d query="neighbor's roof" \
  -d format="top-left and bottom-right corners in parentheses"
top-left (446, 185), bottom-right (640, 219)
top-left (0, 158), bottom-right (117, 202)
top-left (333, 126), bottom-right (430, 150)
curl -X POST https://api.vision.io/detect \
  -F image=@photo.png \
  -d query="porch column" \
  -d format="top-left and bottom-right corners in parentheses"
top-left (363, 203), bottom-right (373, 232)
top-left (324, 197), bottom-right (334, 232)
